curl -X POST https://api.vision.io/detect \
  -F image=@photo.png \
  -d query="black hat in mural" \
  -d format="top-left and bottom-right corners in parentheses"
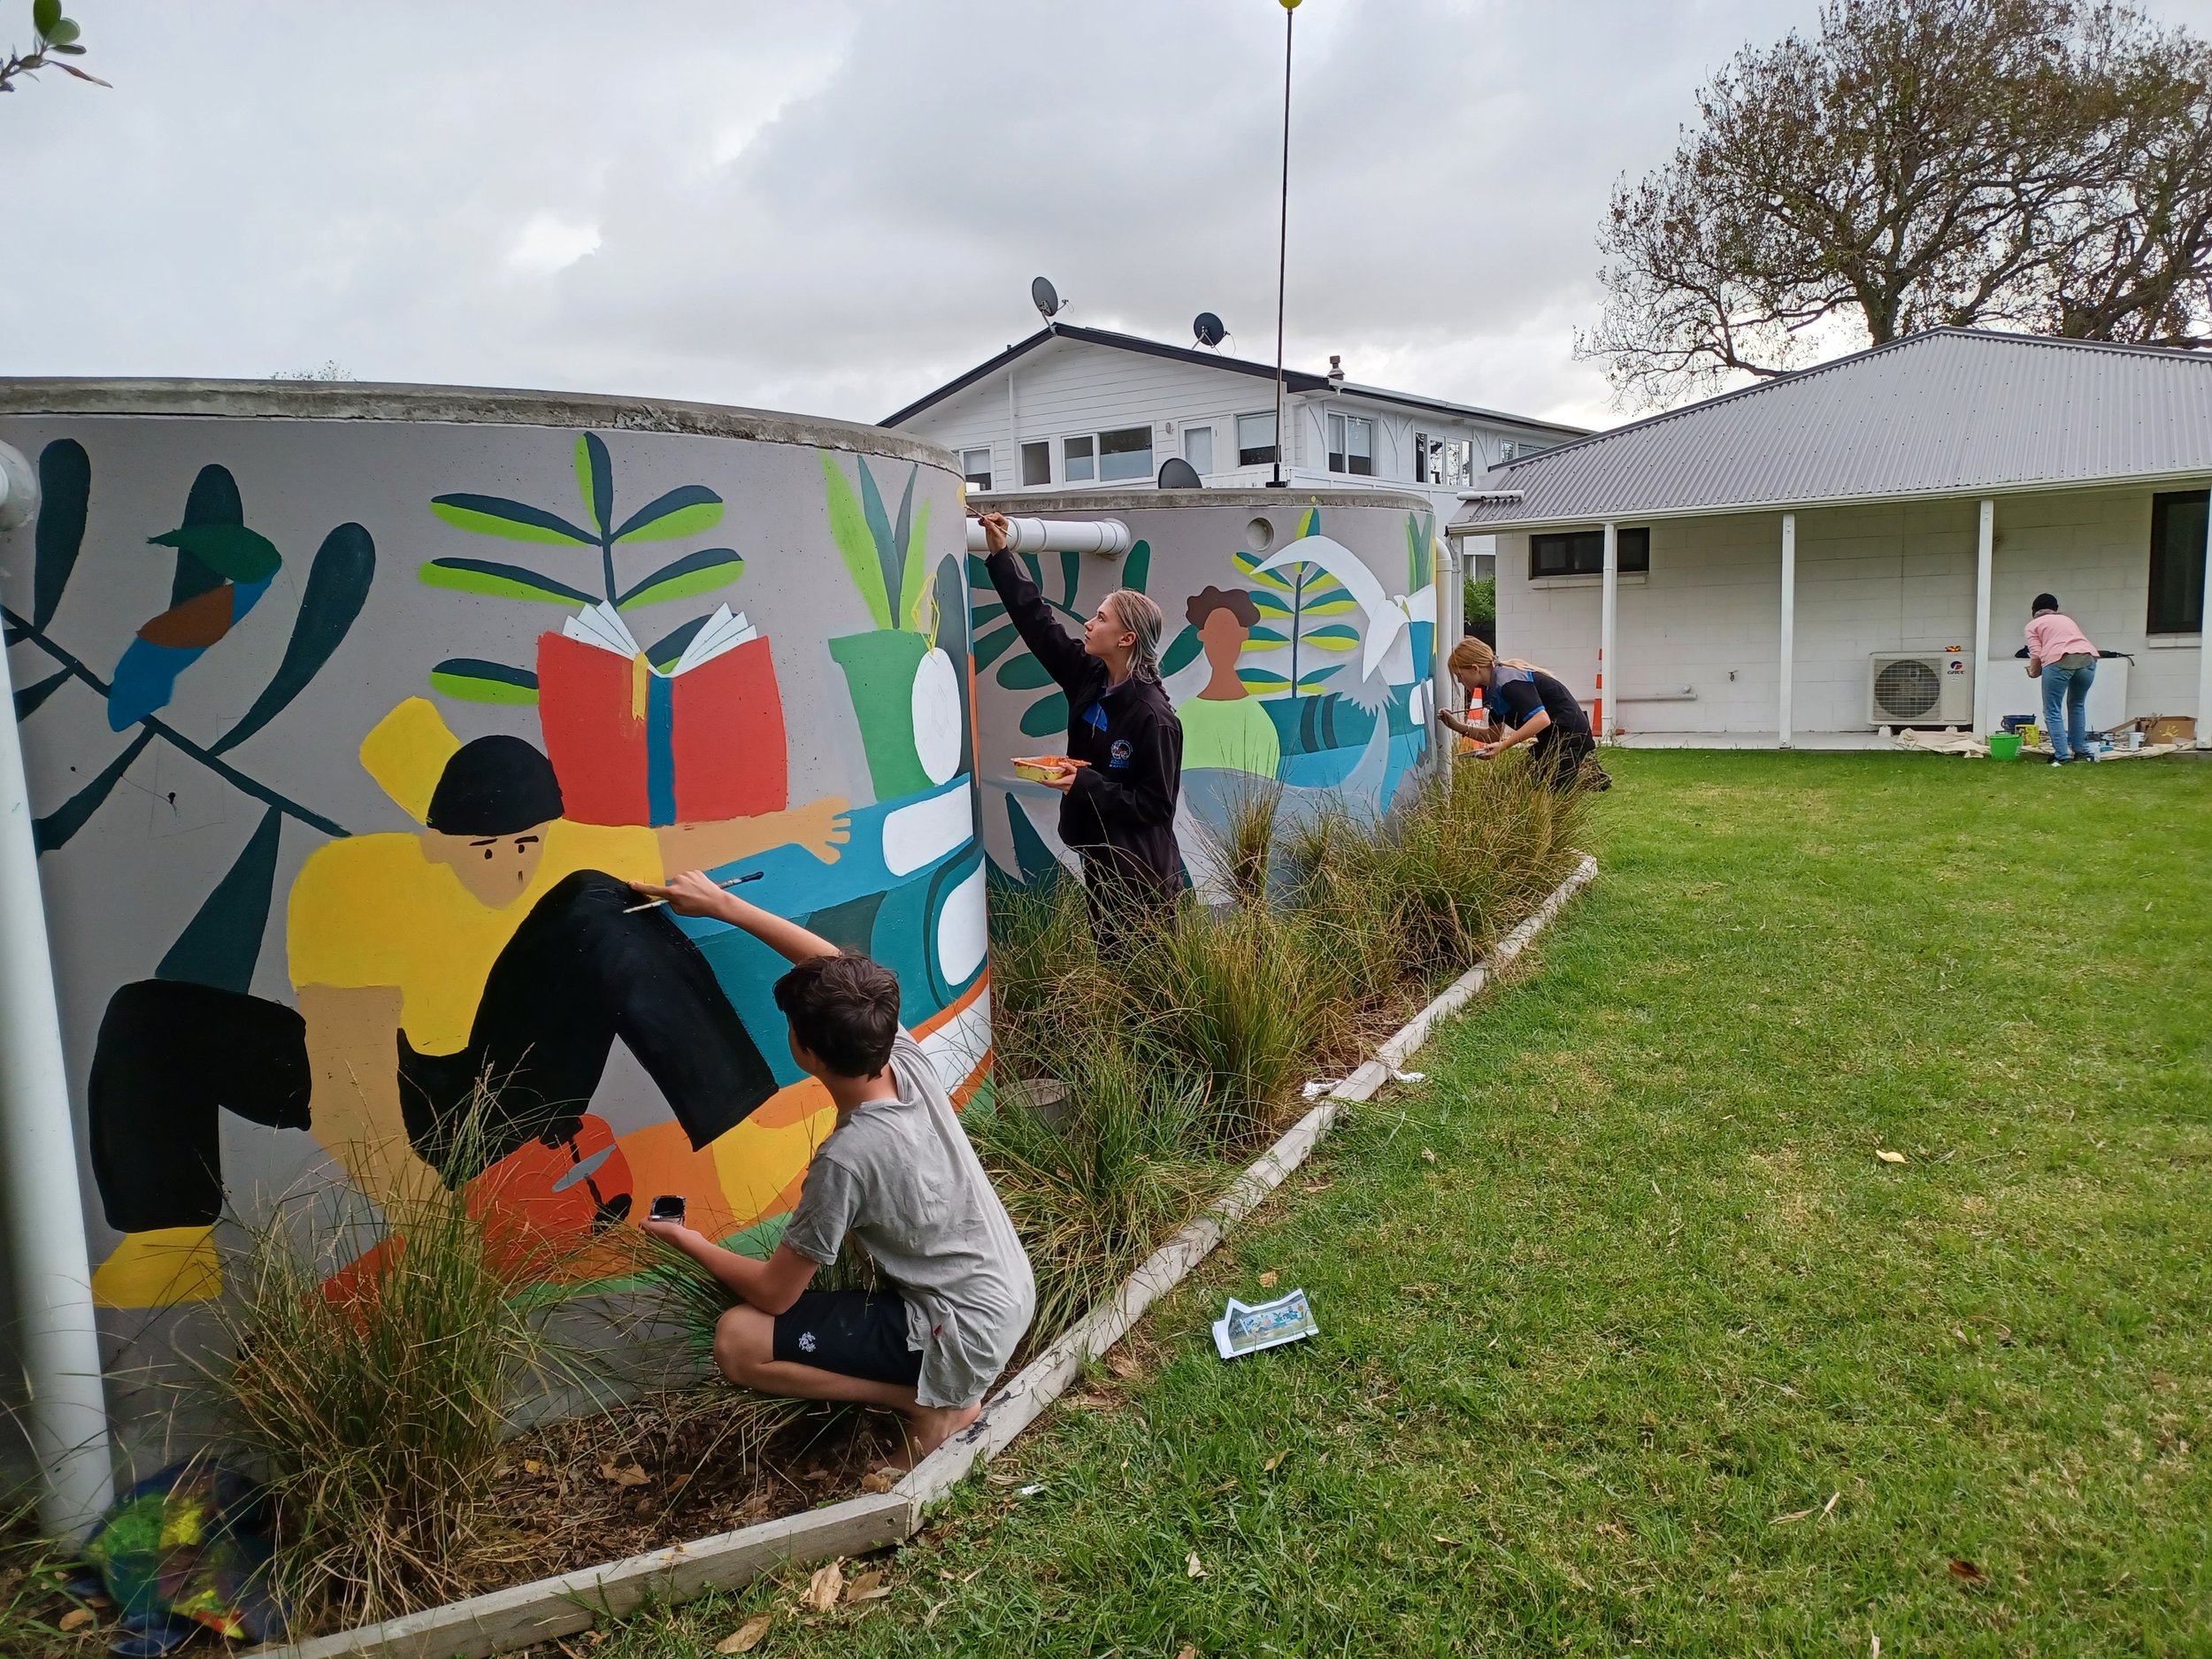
top-left (426, 735), bottom-right (565, 835)
top-left (2032, 592), bottom-right (2060, 614)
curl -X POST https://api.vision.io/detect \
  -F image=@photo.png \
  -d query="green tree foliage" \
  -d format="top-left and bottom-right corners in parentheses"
top-left (1585, 0), bottom-right (2212, 405)
top-left (1, 1), bottom-right (107, 95)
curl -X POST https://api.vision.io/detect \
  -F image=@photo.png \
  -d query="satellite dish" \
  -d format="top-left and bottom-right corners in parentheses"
top-left (1194, 311), bottom-right (1226, 348)
top-left (1032, 276), bottom-right (1064, 322)
top-left (1157, 457), bottom-right (1203, 489)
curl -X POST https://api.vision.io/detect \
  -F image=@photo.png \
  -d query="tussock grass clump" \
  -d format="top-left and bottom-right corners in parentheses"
top-left (208, 1118), bottom-right (583, 1628)
top-left (0, 1494), bottom-right (85, 1659)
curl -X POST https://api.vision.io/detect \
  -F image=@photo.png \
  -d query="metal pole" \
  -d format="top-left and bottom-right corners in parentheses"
top-left (1778, 512), bottom-right (1796, 749)
top-left (2197, 488), bottom-right (2212, 746)
top-left (1268, 2), bottom-right (1294, 488)
top-left (0, 565), bottom-right (116, 1542)
top-left (1434, 534), bottom-right (1460, 786)
top-left (1598, 520), bottom-right (1617, 741)
top-left (1973, 499), bottom-right (1994, 736)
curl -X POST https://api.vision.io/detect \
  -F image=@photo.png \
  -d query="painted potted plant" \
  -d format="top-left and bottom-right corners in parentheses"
top-left (820, 452), bottom-right (962, 800)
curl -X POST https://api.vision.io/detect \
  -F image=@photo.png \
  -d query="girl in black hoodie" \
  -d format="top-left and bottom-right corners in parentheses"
top-left (978, 512), bottom-right (1183, 937)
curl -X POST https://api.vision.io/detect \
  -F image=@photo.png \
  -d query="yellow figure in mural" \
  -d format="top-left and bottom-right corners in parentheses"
top-left (1173, 586), bottom-right (1281, 779)
top-left (88, 698), bottom-right (850, 1309)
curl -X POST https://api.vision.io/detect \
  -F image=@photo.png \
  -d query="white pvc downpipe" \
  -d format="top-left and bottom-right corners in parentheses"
top-left (1972, 499), bottom-right (1995, 736)
top-left (1598, 520), bottom-right (1617, 741)
top-left (0, 444), bottom-right (117, 1541)
top-left (2197, 488), bottom-right (2212, 747)
top-left (1433, 536), bottom-right (1460, 784)
top-left (1778, 511), bottom-right (1796, 749)
top-left (965, 517), bottom-right (1133, 557)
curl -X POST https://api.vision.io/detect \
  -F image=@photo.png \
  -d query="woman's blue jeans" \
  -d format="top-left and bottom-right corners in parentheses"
top-left (2040, 658), bottom-right (2096, 760)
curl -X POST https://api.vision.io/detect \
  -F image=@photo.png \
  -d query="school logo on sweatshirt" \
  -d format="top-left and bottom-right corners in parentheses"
top-left (1110, 738), bottom-right (1133, 768)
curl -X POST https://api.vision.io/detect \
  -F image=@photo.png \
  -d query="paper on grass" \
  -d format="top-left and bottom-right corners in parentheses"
top-left (1212, 1289), bottom-right (1318, 1359)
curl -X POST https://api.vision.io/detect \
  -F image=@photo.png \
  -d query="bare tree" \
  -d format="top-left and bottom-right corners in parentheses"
top-left (1, 0), bottom-right (105, 96)
top-left (1583, 0), bottom-right (2212, 406)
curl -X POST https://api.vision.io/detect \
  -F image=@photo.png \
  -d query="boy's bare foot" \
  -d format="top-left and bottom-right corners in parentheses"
top-left (894, 1400), bottom-right (982, 1464)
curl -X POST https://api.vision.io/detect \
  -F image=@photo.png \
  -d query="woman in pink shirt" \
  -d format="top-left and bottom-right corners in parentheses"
top-left (2025, 593), bottom-right (2100, 764)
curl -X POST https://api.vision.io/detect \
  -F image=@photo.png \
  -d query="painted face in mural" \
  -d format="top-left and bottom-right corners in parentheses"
top-left (419, 826), bottom-right (550, 907)
top-left (1186, 587), bottom-right (1262, 701)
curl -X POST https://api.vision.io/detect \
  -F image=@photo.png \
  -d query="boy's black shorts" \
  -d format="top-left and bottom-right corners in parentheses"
top-left (772, 1290), bottom-right (923, 1388)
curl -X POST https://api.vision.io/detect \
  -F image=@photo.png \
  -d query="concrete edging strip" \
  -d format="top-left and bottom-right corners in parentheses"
top-left (895, 849), bottom-right (1600, 1505)
top-left (247, 850), bottom-right (1598, 1657)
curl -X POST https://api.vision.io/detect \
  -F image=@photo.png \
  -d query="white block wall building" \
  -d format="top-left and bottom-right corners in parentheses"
top-left (882, 320), bottom-right (1583, 554)
top-left (1452, 330), bottom-right (2212, 744)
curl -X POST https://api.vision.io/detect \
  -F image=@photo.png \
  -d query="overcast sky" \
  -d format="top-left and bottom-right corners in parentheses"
top-left (8, 0), bottom-right (2212, 432)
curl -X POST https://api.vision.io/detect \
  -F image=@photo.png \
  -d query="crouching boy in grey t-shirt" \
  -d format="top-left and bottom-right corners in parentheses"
top-left (634, 870), bottom-right (1034, 1457)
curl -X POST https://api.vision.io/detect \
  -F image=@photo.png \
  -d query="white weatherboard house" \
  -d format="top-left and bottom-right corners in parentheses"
top-left (881, 320), bottom-right (1585, 565)
top-left (1448, 328), bottom-right (2212, 745)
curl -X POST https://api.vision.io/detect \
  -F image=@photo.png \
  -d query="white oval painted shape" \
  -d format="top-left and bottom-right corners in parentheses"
top-left (912, 648), bottom-right (964, 786)
top-left (935, 863), bottom-right (988, 987)
top-left (881, 781), bottom-right (973, 878)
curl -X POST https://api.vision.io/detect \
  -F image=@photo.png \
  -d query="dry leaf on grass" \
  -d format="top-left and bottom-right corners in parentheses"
top-left (1420, 1148), bottom-right (1437, 1164)
top-left (986, 1472), bottom-right (1019, 1486)
top-left (1771, 1506), bottom-right (1816, 1525)
top-left (1947, 1558), bottom-right (1988, 1586)
top-left (597, 1460), bottom-right (649, 1487)
top-left (1263, 1451), bottom-right (1286, 1472)
top-left (717, 1615), bottom-right (772, 1654)
top-left (804, 1559), bottom-right (844, 1612)
top-left (1875, 1149), bottom-right (1908, 1164)
top-left (1300, 1179), bottom-right (1332, 1194)
top-left (521, 1458), bottom-right (544, 1475)
top-left (860, 1470), bottom-right (896, 1493)
top-left (1106, 1352), bottom-right (1141, 1380)
top-left (1177, 1647), bottom-right (1199, 1659)
top-left (1186, 1550), bottom-right (1207, 1578)
top-left (846, 1570), bottom-right (890, 1602)
top-left (58, 1607), bottom-right (95, 1632)
top-left (1258, 1271), bottom-right (1279, 1288)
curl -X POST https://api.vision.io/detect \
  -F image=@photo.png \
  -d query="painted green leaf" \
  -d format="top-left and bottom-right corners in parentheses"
top-left (419, 557), bottom-right (594, 604)
top-left (577, 434), bottom-right (614, 538)
top-left (1019, 690), bottom-right (1070, 739)
top-left (1239, 667), bottom-right (1292, 695)
top-left (821, 452), bottom-right (891, 628)
top-left (14, 669), bottom-right (70, 719)
top-left (616, 548), bottom-right (745, 610)
top-left (1298, 664), bottom-right (1344, 693)
top-left (967, 553), bottom-right (995, 590)
top-left (428, 658), bottom-right (541, 704)
top-left (856, 461), bottom-right (904, 625)
top-left (1234, 550), bottom-right (1294, 592)
top-left (1243, 632), bottom-right (1286, 653)
top-left (898, 496), bottom-right (932, 629)
top-left (1123, 538), bottom-right (1152, 595)
top-left (35, 729), bottom-right (153, 852)
top-left (1160, 622), bottom-right (1201, 677)
top-left (431, 493), bottom-right (596, 546)
top-left (972, 600), bottom-right (1006, 627)
top-left (169, 467), bottom-right (243, 607)
top-left (973, 622), bottom-right (1022, 670)
top-left (150, 522), bottom-right (281, 585)
top-left (996, 651), bottom-right (1056, 691)
top-left (614, 485), bottom-right (725, 543)
top-left (156, 806), bottom-right (281, 994)
top-left (213, 522), bottom-right (376, 754)
top-left (1251, 592), bottom-right (1292, 618)
top-left (1305, 624), bottom-right (1361, 652)
top-left (1303, 596), bottom-right (1360, 618)
top-left (1298, 508), bottom-right (1320, 538)
top-left (645, 615), bottom-right (710, 669)
top-left (32, 440), bottom-right (90, 628)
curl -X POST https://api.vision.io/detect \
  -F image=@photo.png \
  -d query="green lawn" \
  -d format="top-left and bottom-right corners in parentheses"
top-left (595, 750), bottom-right (2211, 1658)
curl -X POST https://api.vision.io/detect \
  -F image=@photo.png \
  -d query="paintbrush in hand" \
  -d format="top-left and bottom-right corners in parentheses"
top-left (622, 871), bottom-right (764, 914)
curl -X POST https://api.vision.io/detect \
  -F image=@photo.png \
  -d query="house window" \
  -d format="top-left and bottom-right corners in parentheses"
top-left (1499, 440), bottom-right (1548, 463)
top-left (2148, 489), bottom-right (2207, 634)
top-left (961, 449), bottom-right (993, 491)
top-left (1020, 441), bottom-right (1052, 488)
top-left (1064, 434), bottom-right (1095, 482)
top-left (1416, 433), bottom-right (1473, 487)
top-left (1183, 426), bottom-right (1214, 475)
top-left (1530, 526), bottom-right (1651, 579)
top-left (1237, 411), bottom-right (1278, 466)
top-left (1326, 413), bottom-right (1374, 476)
top-left (1099, 426), bottom-right (1153, 482)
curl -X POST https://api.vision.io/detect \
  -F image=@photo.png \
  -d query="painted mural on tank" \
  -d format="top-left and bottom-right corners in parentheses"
top-left (967, 491), bottom-right (1443, 896)
top-left (0, 407), bottom-right (987, 1397)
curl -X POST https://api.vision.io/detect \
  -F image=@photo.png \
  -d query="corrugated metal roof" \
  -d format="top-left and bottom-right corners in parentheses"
top-left (1451, 328), bottom-right (2212, 532)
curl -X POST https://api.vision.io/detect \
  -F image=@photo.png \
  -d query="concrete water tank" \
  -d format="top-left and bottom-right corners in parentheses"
top-left (967, 487), bottom-right (1452, 897)
top-left (0, 381), bottom-right (988, 1463)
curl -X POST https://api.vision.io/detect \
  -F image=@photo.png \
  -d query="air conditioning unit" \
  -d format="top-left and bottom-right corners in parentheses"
top-left (1869, 652), bottom-right (1973, 726)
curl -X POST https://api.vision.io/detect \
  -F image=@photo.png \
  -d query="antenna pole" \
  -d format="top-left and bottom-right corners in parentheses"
top-left (1269, 2), bottom-right (1294, 488)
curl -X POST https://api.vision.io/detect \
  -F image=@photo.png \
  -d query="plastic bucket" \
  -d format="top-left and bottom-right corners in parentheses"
top-left (1988, 733), bottom-right (2023, 760)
